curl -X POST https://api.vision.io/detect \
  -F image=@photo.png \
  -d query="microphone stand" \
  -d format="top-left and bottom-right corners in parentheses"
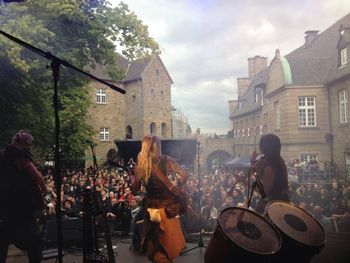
top-left (0, 30), bottom-right (125, 263)
top-left (246, 167), bottom-right (256, 209)
top-left (181, 141), bottom-right (206, 255)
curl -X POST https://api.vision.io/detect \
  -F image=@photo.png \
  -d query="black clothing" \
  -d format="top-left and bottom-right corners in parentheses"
top-left (0, 145), bottom-right (43, 263)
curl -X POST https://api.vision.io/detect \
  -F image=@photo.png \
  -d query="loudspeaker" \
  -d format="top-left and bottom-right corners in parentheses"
top-left (115, 139), bottom-right (197, 165)
top-left (44, 218), bottom-right (83, 247)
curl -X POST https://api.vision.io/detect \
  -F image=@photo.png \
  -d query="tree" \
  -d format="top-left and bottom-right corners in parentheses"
top-left (0, 0), bottom-right (160, 162)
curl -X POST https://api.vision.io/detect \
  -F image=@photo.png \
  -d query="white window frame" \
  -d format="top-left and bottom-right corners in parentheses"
top-left (275, 101), bottom-right (281, 130)
top-left (340, 48), bottom-right (348, 67)
top-left (99, 127), bottom-right (110, 141)
top-left (298, 97), bottom-right (316, 127)
top-left (339, 89), bottom-right (348, 124)
top-left (96, 88), bottom-right (107, 104)
top-left (300, 153), bottom-right (318, 163)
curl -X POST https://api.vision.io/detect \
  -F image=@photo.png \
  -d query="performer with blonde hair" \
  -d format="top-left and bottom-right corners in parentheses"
top-left (131, 134), bottom-right (188, 263)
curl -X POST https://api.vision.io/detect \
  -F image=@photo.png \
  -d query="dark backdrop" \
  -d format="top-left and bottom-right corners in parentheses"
top-left (115, 139), bottom-right (197, 165)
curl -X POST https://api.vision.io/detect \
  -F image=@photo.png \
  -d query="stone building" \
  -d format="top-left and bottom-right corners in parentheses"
top-left (171, 106), bottom-right (191, 138)
top-left (229, 13), bottom-right (350, 175)
top-left (85, 54), bottom-right (173, 163)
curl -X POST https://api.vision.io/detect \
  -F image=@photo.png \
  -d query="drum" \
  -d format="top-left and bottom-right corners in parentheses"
top-left (265, 201), bottom-right (325, 263)
top-left (204, 207), bottom-right (281, 263)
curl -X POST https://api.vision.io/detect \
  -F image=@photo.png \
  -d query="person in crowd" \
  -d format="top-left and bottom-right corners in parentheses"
top-left (201, 197), bottom-right (218, 231)
top-left (251, 134), bottom-right (289, 213)
top-left (312, 205), bottom-right (333, 233)
top-left (131, 134), bottom-right (189, 263)
top-left (0, 130), bottom-right (50, 263)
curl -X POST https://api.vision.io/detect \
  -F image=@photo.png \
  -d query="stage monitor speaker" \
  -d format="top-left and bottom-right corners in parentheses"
top-left (44, 218), bottom-right (83, 247)
top-left (115, 139), bottom-right (197, 165)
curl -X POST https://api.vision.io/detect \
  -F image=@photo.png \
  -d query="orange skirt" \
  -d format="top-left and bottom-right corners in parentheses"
top-left (158, 208), bottom-right (185, 259)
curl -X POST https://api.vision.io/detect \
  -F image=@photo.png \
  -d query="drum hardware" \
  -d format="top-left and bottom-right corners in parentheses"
top-left (204, 207), bottom-right (281, 263)
top-left (264, 200), bottom-right (326, 263)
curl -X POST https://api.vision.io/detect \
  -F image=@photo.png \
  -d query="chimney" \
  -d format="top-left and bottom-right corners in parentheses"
top-left (304, 30), bottom-right (319, 48)
top-left (237, 78), bottom-right (251, 97)
top-left (248, 56), bottom-right (268, 79)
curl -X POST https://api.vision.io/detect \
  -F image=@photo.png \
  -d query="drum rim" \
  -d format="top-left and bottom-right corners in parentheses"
top-left (265, 200), bottom-right (326, 248)
top-left (217, 206), bottom-right (282, 255)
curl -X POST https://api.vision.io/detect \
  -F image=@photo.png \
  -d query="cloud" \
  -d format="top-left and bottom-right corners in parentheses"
top-left (111, 0), bottom-right (350, 134)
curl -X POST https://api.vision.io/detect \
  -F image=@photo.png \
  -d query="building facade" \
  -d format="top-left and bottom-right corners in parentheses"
top-left (230, 14), bottom-right (350, 176)
top-left (86, 54), bottom-right (174, 163)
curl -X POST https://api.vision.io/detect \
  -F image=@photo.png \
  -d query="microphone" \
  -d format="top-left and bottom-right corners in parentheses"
top-left (252, 172), bottom-right (266, 198)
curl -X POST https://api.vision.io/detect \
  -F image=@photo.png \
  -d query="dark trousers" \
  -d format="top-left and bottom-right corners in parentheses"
top-left (0, 216), bottom-right (43, 263)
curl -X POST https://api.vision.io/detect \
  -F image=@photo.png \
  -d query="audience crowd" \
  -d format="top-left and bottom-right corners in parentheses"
top-left (38, 160), bottom-right (350, 240)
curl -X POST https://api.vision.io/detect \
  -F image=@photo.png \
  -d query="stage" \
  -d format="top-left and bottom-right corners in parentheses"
top-left (5, 232), bottom-right (350, 263)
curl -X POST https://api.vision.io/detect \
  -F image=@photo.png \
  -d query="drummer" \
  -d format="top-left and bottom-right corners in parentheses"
top-left (251, 134), bottom-right (290, 213)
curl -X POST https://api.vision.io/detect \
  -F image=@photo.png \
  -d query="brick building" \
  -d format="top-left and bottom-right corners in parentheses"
top-left (86, 54), bottom-right (173, 163)
top-left (229, 14), bottom-right (350, 176)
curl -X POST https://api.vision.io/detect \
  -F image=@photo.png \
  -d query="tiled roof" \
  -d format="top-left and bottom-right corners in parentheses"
top-left (123, 56), bottom-right (153, 83)
top-left (286, 13), bottom-right (350, 85)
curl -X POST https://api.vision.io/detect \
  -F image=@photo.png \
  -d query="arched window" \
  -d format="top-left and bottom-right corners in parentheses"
top-left (150, 122), bottom-right (156, 134)
top-left (161, 122), bottom-right (167, 138)
top-left (126, 125), bottom-right (133, 139)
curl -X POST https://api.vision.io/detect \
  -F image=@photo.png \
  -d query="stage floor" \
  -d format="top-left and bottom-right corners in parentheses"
top-left (5, 233), bottom-right (350, 263)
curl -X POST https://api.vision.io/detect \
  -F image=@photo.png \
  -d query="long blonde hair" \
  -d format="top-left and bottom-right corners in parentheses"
top-left (136, 134), bottom-right (161, 184)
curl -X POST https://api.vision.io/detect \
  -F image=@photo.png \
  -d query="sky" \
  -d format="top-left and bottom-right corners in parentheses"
top-left (110, 0), bottom-right (350, 135)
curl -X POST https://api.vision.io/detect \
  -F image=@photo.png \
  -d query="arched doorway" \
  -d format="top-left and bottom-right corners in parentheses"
top-left (126, 125), bottom-right (133, 139)
top-left (206, 150), bottom-right (232, 173)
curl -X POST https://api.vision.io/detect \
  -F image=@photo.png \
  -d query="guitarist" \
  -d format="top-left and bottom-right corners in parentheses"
top-left (131, 134), bottom-right (189, 263)
top-left (0, 130), bottom-right (49, 263)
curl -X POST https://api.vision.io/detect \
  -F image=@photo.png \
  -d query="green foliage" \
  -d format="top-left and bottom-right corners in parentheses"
top-left (0, 0), bottom-right (159, 163)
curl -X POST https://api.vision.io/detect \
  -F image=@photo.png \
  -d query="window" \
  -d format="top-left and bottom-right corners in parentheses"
top-left (340, 48), bottom-right (348, 67)
top-left (238, 100), bottom-right (242, 109)
top-left (151, 89), bottom-right (155, 98)
top-left (96, 88), bottom-right (107, 104)
top-left (100, 128), bottom-right (110, 141)
top-left (150, 122), bottom-right (156, 134)
top-left (298, 97), bottom-right (316, 127)
top-left (275, 101), bottom-right (280, 130)
top-left (300, 153), bottom-right (318, 163)
top-left (339, 89), bottom-right (348, 124)
top-left (156, 69), bottom-right (159, 76)
top-left (161, 123), bottom-right (167, 138)
top-left (132, 94), bottom-right (136, 102)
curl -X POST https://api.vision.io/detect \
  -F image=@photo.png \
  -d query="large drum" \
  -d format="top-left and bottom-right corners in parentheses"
top-left (265, 201), bottom-right (325, 262)
top-left (204, 207), bottom-right (281, 263)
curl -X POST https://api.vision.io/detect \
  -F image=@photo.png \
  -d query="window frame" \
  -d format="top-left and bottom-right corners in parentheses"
top-left (96, 88), bottom-right (107, 104)
top-left (275, 101), bottom-right (281, 130)
top-left (339, 89), bottom-right (348, 124)
top-left (340, 47), bottom-right (348, 67)
top-left (298, 96), bottom-right (317, 127)
top-left (99, 127), bottom-right (110, 141)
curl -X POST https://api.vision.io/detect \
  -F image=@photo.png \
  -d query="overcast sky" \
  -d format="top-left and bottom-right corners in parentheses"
top-left (111, 0), bottom-right (350, 135)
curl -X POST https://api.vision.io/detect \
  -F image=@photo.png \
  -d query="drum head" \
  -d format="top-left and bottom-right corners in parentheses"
top-left (217, 207), bottom-right (281, 255)
top-left (265, 201), bottom-right (325, 247)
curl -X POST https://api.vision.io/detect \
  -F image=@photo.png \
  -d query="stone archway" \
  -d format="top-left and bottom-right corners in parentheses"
top-left (206, 150), bottom-right (232, 173)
